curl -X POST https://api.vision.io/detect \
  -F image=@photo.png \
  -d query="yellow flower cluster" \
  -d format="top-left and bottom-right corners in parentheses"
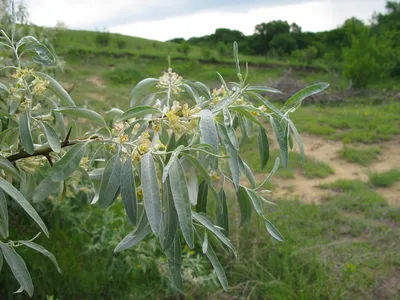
top-left (19, 98), bottom-right (31, 111)
top-left (210, 171), bottom-right (220, 181)
top-left (211, 85), bottom-right (232, 105)
top-left (156, 68), bottom-right (183, 95)
top-left (11, 67), bottom-right (33, 79)
top-left (137, 132), bottom-right (151, 154)
top-left (31, 76), bottom-right (50, 96)
top-left (166, 101), bottom-right (200, 134)
top-left (119, 134), bottom-right (129, 143)
top-left (80, 156), bottom-right (89, 170)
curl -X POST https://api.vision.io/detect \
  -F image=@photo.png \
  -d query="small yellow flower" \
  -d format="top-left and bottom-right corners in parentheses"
top-left (258, 105), bottom-right (267, 113)
top-left (114, 121), bottom-right (124, 131)
top-left (132, 151), bottom-right (141, 163)
top-left (137, 187), bottom-right (143, 200)
top-left (166, 110), bottom-right (179, 126)
top-left (251, 111), bottom-right (259, 117)
top-left (189, 250), bottom-right (196, 256)
top-left (210, 171), bottom-right (220, 181)
top-left (141, 132), bottom-right (150, 139)
top-left (138, 143), bottom-right (149, 154)
top-left (80, 156), bottom-right (88, 169)
top-left (119, 134), bottom-right (129, 143)
top-left (182, 103), bottom-right (190, 117)
top-left (32, 78), bottom-right (49, 95)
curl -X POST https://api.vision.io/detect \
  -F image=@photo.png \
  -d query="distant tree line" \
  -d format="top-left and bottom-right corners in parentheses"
top-left (169, 1), bottom-right (400, 88)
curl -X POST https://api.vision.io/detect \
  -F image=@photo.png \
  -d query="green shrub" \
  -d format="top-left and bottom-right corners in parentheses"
top-left (369, 169), bottom-right (400, 187)
top-left (339, 146), bottom-right (381, 166)
top-left (103, 66), bottom-right (148, 85)
top-left (95, 31), bottom-right (111, 47)
top-left (343, 27), bottom-right (380, 88)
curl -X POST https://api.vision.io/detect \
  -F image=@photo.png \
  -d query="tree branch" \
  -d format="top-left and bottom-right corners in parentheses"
top-left (6, 136), bottom-right (97, 162)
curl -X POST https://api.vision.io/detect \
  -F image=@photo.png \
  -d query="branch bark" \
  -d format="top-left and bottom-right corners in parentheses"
top-left (6, 136), bottom-right (97, 162)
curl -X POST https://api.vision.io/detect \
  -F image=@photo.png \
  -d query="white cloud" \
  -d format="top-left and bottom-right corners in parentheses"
top-left (25, 0), bottom-right (387, 41)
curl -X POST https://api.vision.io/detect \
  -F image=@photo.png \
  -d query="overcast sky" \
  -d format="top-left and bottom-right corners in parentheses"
top-left (26, 0), bottom-right (387, 41)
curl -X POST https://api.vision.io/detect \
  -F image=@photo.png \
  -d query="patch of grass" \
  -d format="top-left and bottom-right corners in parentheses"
top-left (291, 102), bottom-right (400, 143)
top-left (320, 178), bottom-right (367, 192)
top-left (241, 138), bottom-right (334, 180)
top-left (369, 168), bottom-right (400, 188)
top-left (320, 179), bottom-right (400, 222)
top-left (303, 159), bottom-right (335, 178)
top-left (339, 146), bottom-right (381, 166)
top-left (212, 194), bottom-right (400, 300)
top-left (103, 65), bottom-right (149, 85)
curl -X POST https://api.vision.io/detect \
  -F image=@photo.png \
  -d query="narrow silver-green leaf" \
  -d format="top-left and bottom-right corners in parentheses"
top-left (0, 243), bottom-right (33, 297)
top-left (162, 145), bottom-right (184, 183)
top-left (120, 158), bottom-right (138, 224)
top-left (181, 153), bottom-right (212, 184)
top-left (229, 106), bottom-right (264, 127)
top-left (218, 189), bottom-right (229, 237)
top-left (159, 180), bottom-right (178, 251)
top-left (196, 180), bottom-right (208, 213)
top-left (246, 86), bottom-right (282, 94)
top-left (169, 159), bottom-right (194, 249)
top-left (55, 107), bottom-right (106, 127)
top-left (255, 157), bottom-right (280, 190)
top-left (187, 169), bottom-right (198, 206)
top-left (237, 186), bottom-right (252, 227)
top-left (0, 82), bottom-right (10, 94)
top-left (181, 83), bottom-right (200, 104)
top-left (0, 155), bottom-right (21, 180)
top-left (118, 106), bottom-right (161, 121)
top-left (263, 218), bottom-right (284, 242)
top-left (270, 117), bottom-right (288, 168)
top-left (284, 82), bottom-right (329, 110)
top-left (0, 250), bottom-right (3, 273)
top-left (36, 72), bottom-right (76, 107)
top-left (166, 235), bottom-right (183, 290)
top-left (32, 175), bottom-right (59, 203)
top-left (168, 260), bottom-right (184, 290)
top-left (246, 188), bottom-right (263, 215)
top-left (114, 213), bottom-right (152, 252)
top-left (0, 190), bottom-right (8, 238)
top-left (192, 211), bottom-right (236, 256)
top-left (98, 154), bottom-right (122, 209)
top-left (199, 235), bottom-right (228, 291)
top-left (0, 178), bottom-right (48, 237)
top-left (19, 111), bottom-right (34, 155)
top-left (288, 119), bottom-right (305, 162)
top-left (130, 78), bottom-right (159, 107)
top-left (218, 124), bottom-right (239, 191)
top-left (141, 152), bottom-right (162, 236)
top-left (39, 121), bottom-right (61, 153)
top-left (233, 41), bottom-right (240, 75)
top-left (19, 241), bottom-right (61, 273)
top-left (199, 109), bottom-right (219, 153)
top-left (50, 143), bottom-right (86, 182)
top-left (238, 157), bottom-right (256, 189)
top-left (258, 126), bottom-right (269, 169)
top-left (20, 173), bottom-right (36, 201)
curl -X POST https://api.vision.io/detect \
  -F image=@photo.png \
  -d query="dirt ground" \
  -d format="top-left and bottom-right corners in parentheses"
top-left (266, 133), bottom-right (400, 206)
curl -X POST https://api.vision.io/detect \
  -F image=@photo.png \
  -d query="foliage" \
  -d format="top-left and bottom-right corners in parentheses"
top-left (0, 20), bottom-right (329, 297)
top-left (339, 146), bottom-right (381, 166)
top-left (95, 29), bottom-right (111, 48)
top-left (342, 26), bottom-right (380, 88)
top-left (369, 168), bottom-right (400, 188)
top-left (291, 102), bottom-right (400, 143)
top-left (104, 66), bottom-right (149, 85)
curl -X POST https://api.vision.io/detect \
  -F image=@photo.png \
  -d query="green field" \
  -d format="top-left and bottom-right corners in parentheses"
top-left (1, 23), bottom-right (400, 299)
